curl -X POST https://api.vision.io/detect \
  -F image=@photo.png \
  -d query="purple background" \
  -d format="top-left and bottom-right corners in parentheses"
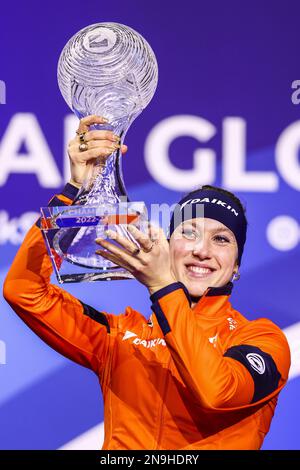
top-left (0, 0), bottom-right (299, 449)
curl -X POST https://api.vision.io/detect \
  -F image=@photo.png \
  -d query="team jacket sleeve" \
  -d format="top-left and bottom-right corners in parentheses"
top-left (150, 282), bottom-right (291, 410)
top-left (3, 184), bottom-right (112, 375)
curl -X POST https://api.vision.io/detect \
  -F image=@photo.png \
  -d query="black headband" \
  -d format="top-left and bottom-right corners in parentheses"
top-left (169, 190), bottom-right (247, 265)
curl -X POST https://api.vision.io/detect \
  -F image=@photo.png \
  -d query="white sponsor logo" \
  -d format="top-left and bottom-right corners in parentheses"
top-left (122, 330), bottom-right (137, 341)
top-left (122, 330), bottom-right (166, 348)
top-left (208, 333), bottom-right (218, 347)
top-left (227, 317), bottom-right (238, 331)
top-left (266, 215), bottom-right (300, 251)
top-left (246, 353), bottom-right (265, 374)
top-left (181, 198), bottom-right (239, 216)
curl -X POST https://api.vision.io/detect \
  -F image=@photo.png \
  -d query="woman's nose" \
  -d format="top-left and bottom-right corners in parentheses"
top-left (192, 238), bottom-right (212, 259)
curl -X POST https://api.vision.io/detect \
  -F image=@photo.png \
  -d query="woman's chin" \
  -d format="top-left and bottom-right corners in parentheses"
top-left (185, 281), bottom-right (208, 298)
top-left (177, 272), bottom-right (220, 298)
top-left (184, 275), bottom-right (218, 298)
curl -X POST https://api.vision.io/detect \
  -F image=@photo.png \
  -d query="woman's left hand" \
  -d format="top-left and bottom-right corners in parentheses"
top-left (95, 224), bottom-right (177, 295)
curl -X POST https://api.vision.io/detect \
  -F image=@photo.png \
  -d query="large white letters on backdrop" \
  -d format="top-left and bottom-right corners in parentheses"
top-left (0, 113), bottom-right (300, 191)
top-left (0, 114), bottom-right (62, 187)
top-left (145, 115), bottom-right (300, 192)
top-left (144, 115), bottom-right (216, 190)
top-left (275, 121), bottom-right (300, 190)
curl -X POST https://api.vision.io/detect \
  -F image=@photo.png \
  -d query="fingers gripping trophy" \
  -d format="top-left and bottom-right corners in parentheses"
top-left (40, 23), bottom-right (158, 283)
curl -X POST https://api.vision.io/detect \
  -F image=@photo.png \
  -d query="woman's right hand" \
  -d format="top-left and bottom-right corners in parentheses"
top-left (67, 114), bottom-right (128, 187)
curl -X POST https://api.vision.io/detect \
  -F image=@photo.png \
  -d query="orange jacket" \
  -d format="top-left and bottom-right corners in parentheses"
top-left (3, 186), bottom-right (291, 450)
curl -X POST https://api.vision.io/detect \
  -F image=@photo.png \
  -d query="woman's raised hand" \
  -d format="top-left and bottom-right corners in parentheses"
top-left (67, 115), bottom-right (128, 187)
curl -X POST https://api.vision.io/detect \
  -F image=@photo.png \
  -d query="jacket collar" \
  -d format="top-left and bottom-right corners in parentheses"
top-left (192, 281), bottom-right (233, 317)
top-left (148, 281), bottom-right (234, 326)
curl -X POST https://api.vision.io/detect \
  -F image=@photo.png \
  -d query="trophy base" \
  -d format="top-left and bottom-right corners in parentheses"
top-left (59, 269), bottom-right (135, 284)
top-left (40, 201), bottom-right (148, 284)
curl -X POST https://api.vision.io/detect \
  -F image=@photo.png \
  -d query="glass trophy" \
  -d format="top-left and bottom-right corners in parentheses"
top-left (40, 23), bottom-right (158, 283)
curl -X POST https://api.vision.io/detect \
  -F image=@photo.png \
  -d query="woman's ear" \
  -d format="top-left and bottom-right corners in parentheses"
top-left (234, 256), bottom-right (240, 272)
top-left (232, 261), bottom-right (241, 282)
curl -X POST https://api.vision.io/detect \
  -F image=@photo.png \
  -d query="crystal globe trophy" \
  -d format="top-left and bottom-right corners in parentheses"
top-left (40, 23), bottom-right (158, 283)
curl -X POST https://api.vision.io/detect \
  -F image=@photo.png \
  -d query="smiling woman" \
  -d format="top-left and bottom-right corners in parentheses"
top-left (171, 217), bottom-right (239, 302)
top-left (3, 116), bottom-right (291, 451)
top-left (168, 185), bottom-right (247, 303)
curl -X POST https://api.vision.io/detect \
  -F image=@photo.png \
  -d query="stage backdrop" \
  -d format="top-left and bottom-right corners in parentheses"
top-left (0, 0), bottom-right (299, 449)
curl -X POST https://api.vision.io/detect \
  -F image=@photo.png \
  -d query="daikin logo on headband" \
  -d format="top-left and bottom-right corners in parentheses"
top-left (169, 189), bottom-right (247, 265)
top-left (180, 198), bottom-right (239, 217)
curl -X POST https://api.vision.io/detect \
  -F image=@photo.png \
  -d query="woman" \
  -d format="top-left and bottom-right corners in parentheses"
top-left (3, 115), bottom-right (290, 450)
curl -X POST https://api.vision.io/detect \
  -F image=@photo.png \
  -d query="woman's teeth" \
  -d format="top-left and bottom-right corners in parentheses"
top-left (188, 266), bottom-right (212, 274)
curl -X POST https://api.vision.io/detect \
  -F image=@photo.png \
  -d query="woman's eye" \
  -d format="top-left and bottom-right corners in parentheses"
top-left (181, 229), bottom-right (196, 239)
top-left (214, 235), bottom-right (230, 243)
